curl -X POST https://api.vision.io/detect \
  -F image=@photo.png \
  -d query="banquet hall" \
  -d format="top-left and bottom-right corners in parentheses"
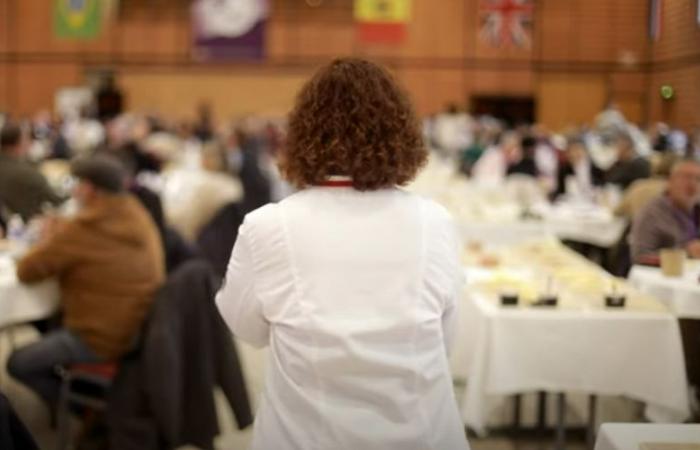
top-left (1, 1), bottom-right (700, 449)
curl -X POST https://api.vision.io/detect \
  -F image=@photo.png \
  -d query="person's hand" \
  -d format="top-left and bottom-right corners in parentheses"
top-left (686, 240), bottom-right (700, 259)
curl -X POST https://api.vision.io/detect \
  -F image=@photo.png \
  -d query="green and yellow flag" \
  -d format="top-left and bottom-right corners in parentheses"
top-left (54, 0), bottom-right (102, 39)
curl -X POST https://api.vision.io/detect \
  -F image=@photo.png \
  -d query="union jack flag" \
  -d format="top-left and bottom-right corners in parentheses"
top-left (478, 0), bottom-right (534, 49)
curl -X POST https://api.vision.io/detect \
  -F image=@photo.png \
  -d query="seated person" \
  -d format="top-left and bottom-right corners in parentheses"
top-left (7, 156), bottom-right (164, 409)
top-left (605, 131), bottom-right (651, 190)
top-left (0, 123), bottom-right (62, 220)
top-left (552, 137), bottom-right (605, 199)
top-left (472, 131), bottom-right (521, 184)
top-left (507, 135), bottom-right (539, 177)
top-left (630, 158), bottom-right (700, 262)
top-left (615, 153), bottom-right (678, 219)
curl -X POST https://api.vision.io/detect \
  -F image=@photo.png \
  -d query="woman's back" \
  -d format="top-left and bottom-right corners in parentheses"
top-left (216, 57), bottom-right (469, 450)
top-left (218, 186), bottom-right (467, 450)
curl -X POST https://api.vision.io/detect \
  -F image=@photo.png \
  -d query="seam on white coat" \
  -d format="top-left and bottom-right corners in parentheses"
top-left (278, 198), bottom-right (326, 450)
top-left (414, 196), bottom-right (433, 450)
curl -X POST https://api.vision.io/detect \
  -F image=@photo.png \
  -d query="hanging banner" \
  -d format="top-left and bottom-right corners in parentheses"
top-left (649, 0), bottom-right (663, 41)
top-left (478, 0), bottom-right (534, 49)
top-left (192, 0), bottom-right (268, 61)
top-left (54, 0), bottom-right (102, 40)
top-left (354, 0), bottom-right (411, 45)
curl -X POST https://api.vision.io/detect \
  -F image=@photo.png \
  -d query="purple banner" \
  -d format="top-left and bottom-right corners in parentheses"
top-left (192, 0), bottom-right (267, 61)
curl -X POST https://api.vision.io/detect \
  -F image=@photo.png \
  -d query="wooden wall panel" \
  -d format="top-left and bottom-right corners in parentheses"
top-left (652, 0), bottom-right (700, 61)
top-left (285, 21), bottom-right (355, 59)
top-left (10, 63), bottom-right (82, 116)
top-left (648, 65), bottom-right (700, 130)
top-left (466, 69), bottom-right (534, 97)
top-left (647, 0), bottom-right (700, 130)
top-left (537, 0), bottom-right (647, 64)
top-left (0, 0), bottom-right (695, 131)
top-left (119, 69), bottom-right (311, 120)
top-left (0, 65), bottom-right (9, 113)
top-left (534, 0), bottom-right (575, 62)
top-left (400, 0), bottom-right (467, 60)
top-left (115, 7), bottom-right (189, 58)
top-left (397, 68), bottom-right (465, 115)
top-left (0, 0), bottom-right (9, 53)
top-left (610, 72), bottom-right (647, 125)
top-left (537, 74), bottom-right (607, 130)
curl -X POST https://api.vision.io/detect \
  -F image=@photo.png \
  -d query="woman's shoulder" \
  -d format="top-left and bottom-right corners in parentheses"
top-left (406, 191), bottom-right (454, 224)
top-left (242, 202), bottom-right (282, 229)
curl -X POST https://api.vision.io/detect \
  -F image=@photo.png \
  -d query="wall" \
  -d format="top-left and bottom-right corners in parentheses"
top-left (647, 0), bottom-right (700, 131)
top-left (0, 0), bottom-right (696, 130)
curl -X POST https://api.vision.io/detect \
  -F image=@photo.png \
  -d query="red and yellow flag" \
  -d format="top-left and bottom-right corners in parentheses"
top-left (354, 0), bottom-right (411, 44)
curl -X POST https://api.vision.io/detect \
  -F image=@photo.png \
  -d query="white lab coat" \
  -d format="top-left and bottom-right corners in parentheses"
top-left (216, 185), bottom-right (469, 450)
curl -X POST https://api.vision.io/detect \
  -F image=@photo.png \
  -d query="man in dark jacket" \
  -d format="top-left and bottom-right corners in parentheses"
top-left (605, 131), bottom-right (651, 190)
top-left (0, 123), bottom-right (62, 220)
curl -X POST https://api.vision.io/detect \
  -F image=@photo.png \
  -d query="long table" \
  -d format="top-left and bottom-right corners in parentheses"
top-left (452, 241), bottom-right (690, 438)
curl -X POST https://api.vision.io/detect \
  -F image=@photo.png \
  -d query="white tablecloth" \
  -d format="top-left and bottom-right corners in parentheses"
top-left (0, 255), bottom-right (60, 329)
top-left (460, 293), bottom-right (690, 435)
top-left (595, 423), bottom-right (700, 450)
top-left (543, 206), bottom-right (627, 248)
top-left (409, 167), bottom-right (627, 248)
top-left (458, 216), bottom-right (627, 249)
top-left (629, 265), bottom-right (700, 319)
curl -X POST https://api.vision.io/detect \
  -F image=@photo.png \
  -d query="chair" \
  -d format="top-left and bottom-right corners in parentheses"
top-left (54, 361), bottom-right (118, 450)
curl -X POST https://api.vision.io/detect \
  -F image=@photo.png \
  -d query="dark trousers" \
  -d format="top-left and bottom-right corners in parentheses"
top-left (6, 329), bottom-right (101, 406)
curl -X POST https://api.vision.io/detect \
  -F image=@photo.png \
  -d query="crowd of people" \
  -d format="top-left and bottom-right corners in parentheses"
top-left (425, 104), bottom-right (700, 269)
top-left (0, 103), bottom-right (284, 448)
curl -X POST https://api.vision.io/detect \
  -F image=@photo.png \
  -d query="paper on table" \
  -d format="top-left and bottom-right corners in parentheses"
top-left (466, 239), bottom-right (669, 313)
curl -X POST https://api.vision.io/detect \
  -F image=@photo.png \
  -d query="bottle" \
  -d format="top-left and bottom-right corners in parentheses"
top-left (7, 214), bottom-right (25, 242)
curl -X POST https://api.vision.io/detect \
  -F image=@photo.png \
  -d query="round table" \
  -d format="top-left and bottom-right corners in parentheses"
top-left (0, 253), bottom-right (60, 330)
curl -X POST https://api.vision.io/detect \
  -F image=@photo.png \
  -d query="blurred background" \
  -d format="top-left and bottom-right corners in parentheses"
top-left (0, 0), bottom-right (697, 130)
top-left (1, 1), bottom-right (700, 450)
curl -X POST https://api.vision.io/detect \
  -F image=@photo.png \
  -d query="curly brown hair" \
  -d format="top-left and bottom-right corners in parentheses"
top-left (280, 58), bottom-right (427, 191)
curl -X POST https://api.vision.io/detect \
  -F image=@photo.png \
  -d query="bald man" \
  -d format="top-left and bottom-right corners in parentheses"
top-left (630, 158), bottom-right (700, 261)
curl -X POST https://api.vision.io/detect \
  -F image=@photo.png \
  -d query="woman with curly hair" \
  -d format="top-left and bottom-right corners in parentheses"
top-left (216, 58), bottom-right (469, 450)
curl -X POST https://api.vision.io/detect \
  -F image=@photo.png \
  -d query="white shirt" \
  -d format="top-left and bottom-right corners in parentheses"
top-left (471, 146), bottom-right (506, 185)
top-left (217, 186), bottom-right (469, 450)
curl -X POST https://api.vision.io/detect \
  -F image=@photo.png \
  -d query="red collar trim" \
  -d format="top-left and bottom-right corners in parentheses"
top-left (318, 179), bottom-right (353, 187)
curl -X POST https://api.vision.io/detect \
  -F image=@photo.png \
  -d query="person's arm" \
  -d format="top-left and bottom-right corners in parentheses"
top-left (441, 219), bottom-right (464, 355)
top-left (629, 207), bottom-right (666, 262)
top-left (215, 220), bottom-right (269, 348)
top-left (16, 220), bottom-right (76, 283)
